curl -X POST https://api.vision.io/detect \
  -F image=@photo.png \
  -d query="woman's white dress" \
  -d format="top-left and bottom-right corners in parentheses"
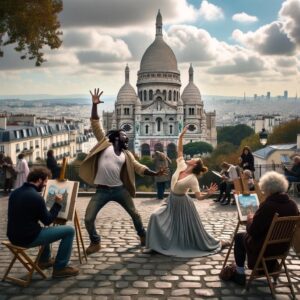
top-left (14, 158), bottom-right (29, 189)
top-left (146, 157), bottom-right (221, 257)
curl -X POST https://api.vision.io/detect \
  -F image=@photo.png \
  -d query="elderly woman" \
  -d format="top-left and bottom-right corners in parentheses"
top-left (146, 126), bottom-right (227, 257)
top-left (223, 171), bottom-right (299, 286)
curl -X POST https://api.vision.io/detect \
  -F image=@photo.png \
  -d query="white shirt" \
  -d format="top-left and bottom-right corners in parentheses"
top-left (94, 145), bottom-right (125, 186)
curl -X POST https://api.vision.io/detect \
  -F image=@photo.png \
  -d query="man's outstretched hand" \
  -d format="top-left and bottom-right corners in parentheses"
top-left (90, 88), bottom-right (104, 105)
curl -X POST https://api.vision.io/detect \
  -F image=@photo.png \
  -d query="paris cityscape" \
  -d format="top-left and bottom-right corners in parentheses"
top-left (0, 1), bottom-right (300, 299)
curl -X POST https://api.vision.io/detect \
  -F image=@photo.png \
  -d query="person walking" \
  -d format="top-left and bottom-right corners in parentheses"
top-left (14, 153), bottom-right (29, 189)
top-left (153, 151), bottom-right (171, 200)
top-left (46, 149), bottom-right (61, 179)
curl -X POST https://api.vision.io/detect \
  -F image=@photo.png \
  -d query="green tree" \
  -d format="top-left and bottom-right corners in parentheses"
top-left (217, 124), bottom-right (254, 146)
top-left (0, 0), bottom-right (63, 66)
top-left (267, 119), bottom-right (300, 144)
top-left (183, 141), bottom-right (213, 157)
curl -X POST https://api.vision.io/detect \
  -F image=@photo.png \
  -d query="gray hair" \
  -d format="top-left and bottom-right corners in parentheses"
top-left (259, 171), bottom-right (288, 196)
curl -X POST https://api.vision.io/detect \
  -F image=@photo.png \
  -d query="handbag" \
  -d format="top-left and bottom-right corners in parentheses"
top-left (219, 264), bottom-right (236, 281)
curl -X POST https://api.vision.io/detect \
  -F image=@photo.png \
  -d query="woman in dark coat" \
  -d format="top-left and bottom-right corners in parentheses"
top-left (223, 171), bottom-right (299, 286)
top-left (240, 146), bottom-right (255, 174)
top-left (46, 150), bottom-right (60, 179)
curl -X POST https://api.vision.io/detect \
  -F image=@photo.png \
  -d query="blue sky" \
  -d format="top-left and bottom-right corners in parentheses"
top-left (188, 0), bottom-right (285, 42)
top-left (0, 0), bottom-right (299, 98)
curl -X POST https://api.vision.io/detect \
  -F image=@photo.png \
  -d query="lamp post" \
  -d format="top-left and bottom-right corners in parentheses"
top-left (259, 128), bottom-right (268, 146)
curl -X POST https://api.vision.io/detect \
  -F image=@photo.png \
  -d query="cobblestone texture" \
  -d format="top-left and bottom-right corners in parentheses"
top-left (0, 194), bottom-right (299, 299)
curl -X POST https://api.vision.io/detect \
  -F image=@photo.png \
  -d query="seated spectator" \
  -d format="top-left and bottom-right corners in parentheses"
top-left (243, 169), bottom-right (255, 191)
top-left (222, 171), bottom-right (299, 286)
top-left (215, 162), bottom-right (239, 205)
top-left (46, 150), bottom-right (61, 179)
top-left (283, 156), bottom-right (300, 188)
top-left (7, 167), bottom-right (79, 278)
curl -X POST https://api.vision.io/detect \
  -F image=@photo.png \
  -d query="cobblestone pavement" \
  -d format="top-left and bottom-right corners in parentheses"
top-left (0, 194), bottom-right (299, 300)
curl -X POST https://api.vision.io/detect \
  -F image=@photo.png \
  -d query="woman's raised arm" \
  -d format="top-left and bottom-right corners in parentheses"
top-left (177, 126), bottom-right (188, 158)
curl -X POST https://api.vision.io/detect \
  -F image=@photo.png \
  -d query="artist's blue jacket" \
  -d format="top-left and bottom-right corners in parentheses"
top-left (7, 182), bottom-right (61, 246)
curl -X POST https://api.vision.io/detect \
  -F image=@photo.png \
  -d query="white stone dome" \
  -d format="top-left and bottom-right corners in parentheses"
top-left (181, 64), bottom-right (202, 104)
top-left (116, 65), bottom-right (137, 104)
top-left (139, 10), bottom-right (178, 73)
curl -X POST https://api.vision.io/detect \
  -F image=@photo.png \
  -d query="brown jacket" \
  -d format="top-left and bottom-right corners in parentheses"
top-left (244, 193), bottom-right (299, 268)
top-left (79, 119), bottom-right (147, 197)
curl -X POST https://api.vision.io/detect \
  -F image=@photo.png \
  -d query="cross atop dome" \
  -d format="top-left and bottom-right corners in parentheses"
top-left (189, 63), bottom-right (194, 82)
top-left (156, 9), bottom-right (163, 37)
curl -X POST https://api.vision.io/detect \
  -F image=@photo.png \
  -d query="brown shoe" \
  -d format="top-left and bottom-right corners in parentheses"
top-left (38, 258), bottom-right (55, 270)
top-left (86, 242), bottom-right (101, 255)
top-left (52, 266), bottom-right (79, 278)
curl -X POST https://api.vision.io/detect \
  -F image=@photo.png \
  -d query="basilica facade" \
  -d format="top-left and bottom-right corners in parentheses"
top-left (102, 11), bottom-right (217, 157)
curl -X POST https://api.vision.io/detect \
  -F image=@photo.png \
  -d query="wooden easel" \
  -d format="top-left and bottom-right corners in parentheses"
top-left (222, 175), bottom-right (264, 268)
top-left (53, 157), bottom-right (87, 264)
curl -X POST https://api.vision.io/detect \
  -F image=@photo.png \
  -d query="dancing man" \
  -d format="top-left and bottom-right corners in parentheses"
top-left (79, 88), bottom-right (167, 255)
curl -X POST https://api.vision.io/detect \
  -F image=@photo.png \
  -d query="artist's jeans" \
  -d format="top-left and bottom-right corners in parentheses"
top-left (156, 182), bottom-right (167, 200)
top-left (286, 175), bottom-right (300, 183)
top-left (85, 186), bottom-right (146, 244)
top-left (28, 225), bottom-right (75, 270)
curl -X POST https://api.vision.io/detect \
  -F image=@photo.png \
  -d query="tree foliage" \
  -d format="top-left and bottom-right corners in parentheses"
top-left (183, 141), bottom-right (213, 157)
top-left (0, 0), bottom-right (63, 66)
top-left (217, 124), bottom-right (254, 146)
top-left (267, 119), bottom-right (300, 145)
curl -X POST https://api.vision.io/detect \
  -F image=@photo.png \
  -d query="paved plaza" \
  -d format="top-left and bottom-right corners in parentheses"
top-left (0, 194), bottom-right (299, 300)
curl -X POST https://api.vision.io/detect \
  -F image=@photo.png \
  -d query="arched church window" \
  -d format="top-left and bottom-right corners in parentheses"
top-left (139, 91), bottom-right (142, 101)
top-left (173, 91), bottom-right (176, 101)
top-left (144, 90), bottom-right (147, 101)
top-left (177, 91), bottom-right (179, 100)
top-left (149, 90), bottom-right (153, 100)
top-left (163, 90), bottom-right (166, 100)
top-left (156, 118), bottom-right (162, 132)
top-left (169, 125), bottom-right (173, 134)
top-left (156, 89), bottom-right (161, 94)
top-left (168, 90), bottom-right (172, 101)
top-left (145, 125), bottom-right (149, 134)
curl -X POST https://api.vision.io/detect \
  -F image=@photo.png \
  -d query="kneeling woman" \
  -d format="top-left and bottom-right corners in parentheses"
top-left (146, 126), bottom-right (222, 257)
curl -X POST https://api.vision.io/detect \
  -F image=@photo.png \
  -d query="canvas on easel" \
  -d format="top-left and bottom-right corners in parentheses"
top-left (234, 193), bottom-right (260, 222)
top-left (44, 179), bottom-right (79, 221)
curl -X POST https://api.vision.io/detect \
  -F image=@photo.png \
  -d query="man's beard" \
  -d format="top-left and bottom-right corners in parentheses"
top-left (37, 183), bottom-right (44, 193)
top-left (119, 139), bottom-right (129, 150)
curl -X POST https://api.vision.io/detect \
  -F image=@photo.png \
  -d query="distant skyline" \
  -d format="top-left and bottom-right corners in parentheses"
top-left (0, 0), bottom-right (299, 97)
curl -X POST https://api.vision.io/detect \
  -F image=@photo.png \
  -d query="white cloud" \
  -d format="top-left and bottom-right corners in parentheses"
top-left (279, 0), bottom-right (300, 46)
top-left (232, 22), bottom-right (296, 55)
top-left (232, 12), bottom-right (258, 23)
top-left (166, 25), bottom-right (218, 62)
top-left (198, 0), bottom-right (224, 21)
top-left (61, 0), bottom-right (199, 28)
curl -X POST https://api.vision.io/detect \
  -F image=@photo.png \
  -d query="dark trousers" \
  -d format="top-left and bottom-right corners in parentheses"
top-left (234, 232), bottom-right (247, 267)
top-left (156, 182), bottom-right (167, 200)
top-left (85, 186), bottom-right (146, 244)
top-left (4, 178), bottom-right (13, 193)
top-left (218, 181), bottom-right (234, 201)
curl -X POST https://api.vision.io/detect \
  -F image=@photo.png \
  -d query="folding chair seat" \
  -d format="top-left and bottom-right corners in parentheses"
top-left (2, 241), bottom-right (47, 287)
top-left (246, 214), bottom-right (300, 299)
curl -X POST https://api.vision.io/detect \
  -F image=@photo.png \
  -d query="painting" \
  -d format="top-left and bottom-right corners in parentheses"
top-left (234, 193), bottom-right (260, 222)
top-left (43, 180), bottom-right (79, 221)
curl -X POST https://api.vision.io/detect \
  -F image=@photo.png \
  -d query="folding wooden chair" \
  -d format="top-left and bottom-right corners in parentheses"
top-left (2, 241), bottom-right (47, 287)
top-left (246, 214), bottom-right (300, 299)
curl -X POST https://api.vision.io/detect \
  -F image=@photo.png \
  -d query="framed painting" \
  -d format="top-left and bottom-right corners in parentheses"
top-left (43, 180), bottom-right (79, 221)
top-left (234, 193), bottom-right (260, 222)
